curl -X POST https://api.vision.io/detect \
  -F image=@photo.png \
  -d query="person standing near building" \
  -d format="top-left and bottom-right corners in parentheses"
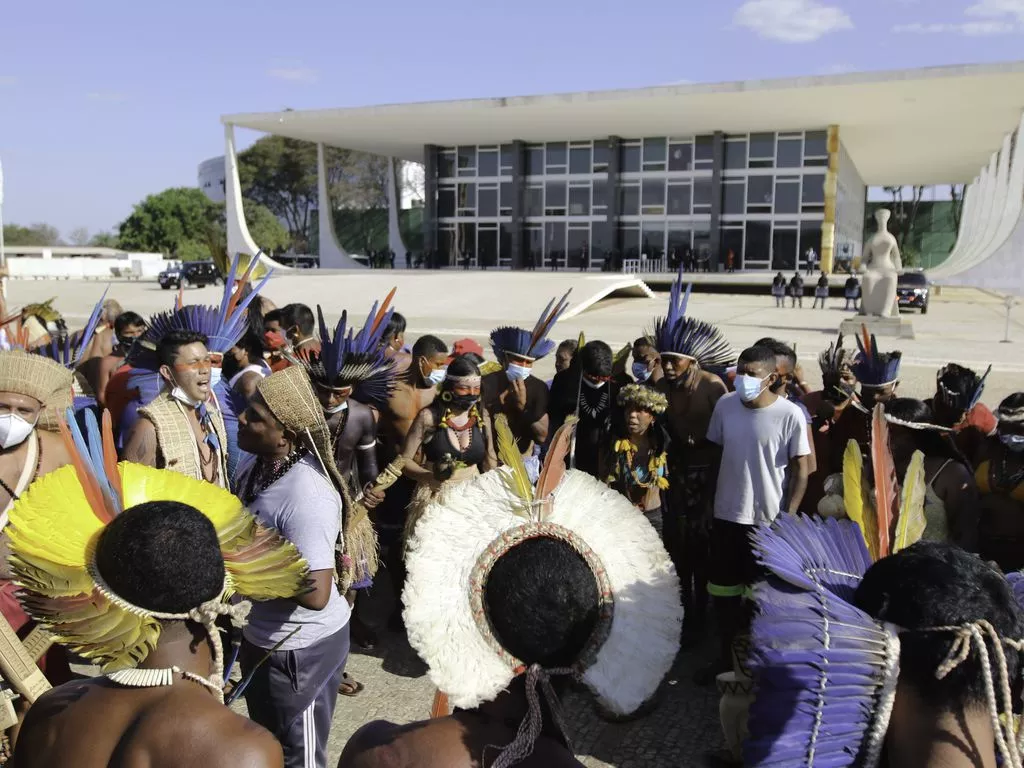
top-left (726, 249), bottom-right (736, 273)
top-left (844, 273), bottom-right (861, 311)
top-left (804, 246), bottom-right (818, 275)
top-left (812, 272), bottom-right (829, 309)
top-left (771, 272), bottom-right (786, 307)
top-left (789, 272), bottom-right (805, 308)
top-left (703, 344), bottom-right (810, 682)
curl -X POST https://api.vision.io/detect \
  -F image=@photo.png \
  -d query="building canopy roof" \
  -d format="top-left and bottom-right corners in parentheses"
top-left (223, 62), bottom-right (1024, 186)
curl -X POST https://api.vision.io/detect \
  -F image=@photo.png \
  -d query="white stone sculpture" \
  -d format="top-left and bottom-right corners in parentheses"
top-left (859, 209), bottom-right (903, 317)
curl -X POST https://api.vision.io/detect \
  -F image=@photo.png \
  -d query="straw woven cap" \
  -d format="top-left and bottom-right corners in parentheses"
top-left (257, 365), bottom-right (326, 434)
top-left (0, 350), bottom-right (73, 404)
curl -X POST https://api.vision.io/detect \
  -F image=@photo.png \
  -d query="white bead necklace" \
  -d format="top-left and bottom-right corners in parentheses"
top-left (106, 666), bottom-right (223, 699)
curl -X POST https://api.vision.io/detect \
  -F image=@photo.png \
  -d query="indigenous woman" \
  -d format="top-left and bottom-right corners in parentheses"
top-left (975, 393), bottom-right (1024, 571)
top-left (604, 384), bottom-right (670, 534)
top-left (400, 355), bottom-right (497, 539)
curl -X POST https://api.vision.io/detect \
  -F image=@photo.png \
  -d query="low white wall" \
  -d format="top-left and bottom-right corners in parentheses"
top-left (6, 256), bottom-right (167, 280)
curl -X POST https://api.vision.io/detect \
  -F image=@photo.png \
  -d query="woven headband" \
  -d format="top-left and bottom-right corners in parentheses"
top-left (446, 374), bottom-right (481, 387)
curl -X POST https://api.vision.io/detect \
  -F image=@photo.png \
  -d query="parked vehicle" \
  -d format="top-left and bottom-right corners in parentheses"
top-left (897, 270), bottom-right (930, 314)
top-left (159, 261), bottom-right (221, 290)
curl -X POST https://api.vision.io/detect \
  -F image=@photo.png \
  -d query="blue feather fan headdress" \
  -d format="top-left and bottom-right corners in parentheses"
top-left (652, 269), bottom-right (733, 369)
top-left (853, 325), bottom-right (901, 387)
top-left (33, 287), bottom-right (108, 370)
top-left (490, 291), bottom-right (571, 362)
top-left (935, 362), bottom-right (990, 415)
top-left (293, 291), bottom-right (399, 407)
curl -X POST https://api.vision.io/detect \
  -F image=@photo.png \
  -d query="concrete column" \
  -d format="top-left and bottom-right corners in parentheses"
top-left (821, 125), bottom-right (840, 274)
top-left (607, 136), bottom-right (622, 260)
top-left (709, 132), bottom-right (725, 271)
top-left (387, 157), bottom-right (409, 265)
top-left (511, 141), bottom-right (526, 269)
top-left (423, 145), bottom-right (438, 262)
top-left (316, 143), bottom-right (363, 269)
top-left (223, 123), bottom-right (281, 275)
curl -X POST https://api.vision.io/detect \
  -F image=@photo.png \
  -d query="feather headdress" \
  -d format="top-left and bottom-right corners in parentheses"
top-left (853, 325), bottom-right (901, 387)
top-left (490, 291), bottom-right (571, 362)
top-left (935, 362), bottom-right (991, 415)
top-left (403, 416), bottom-right (681, 761)
top-left (6, 408), bottom-right (308, 698)
top-left (818, 332), bottom-right (858, 382)
top-left (652, 268), bottom-right (734, 369)
top-left (33, 288), bottom-right (108, 370)
top-left (291, 292), bottom-right (398, 406)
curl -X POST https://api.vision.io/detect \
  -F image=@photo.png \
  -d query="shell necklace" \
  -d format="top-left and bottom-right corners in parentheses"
top-left (106, 666), bottom-right (223, 699)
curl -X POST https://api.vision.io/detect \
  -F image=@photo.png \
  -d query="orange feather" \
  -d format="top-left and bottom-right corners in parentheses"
top-left (536, 419), bottom-right (576, 501)
top-left (369, 287), bottom-right (398, 336)
top-left (870, 404), bottom-right (899, 558)
top-left (861, 323), bottom-right (872, 362)
top-left (528, 291), bottom-right (571, 351)
top-left (57, 417), bottom-right (115, 524)
top-left (100, 410), bottom-right (123, 505)
top-left (430, 690), bottom-right (450, 719)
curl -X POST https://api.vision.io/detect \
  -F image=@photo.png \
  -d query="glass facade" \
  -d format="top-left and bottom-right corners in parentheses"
top-left (430, 129), bottom-right (830, 270)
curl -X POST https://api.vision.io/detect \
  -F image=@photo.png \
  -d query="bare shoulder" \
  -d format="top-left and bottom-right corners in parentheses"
top-left (339, 719), bottom-right (465, 768)
top-left (339, 721), bottom-right (404, 768)
top-left (698, 369), bottom-right (727, 395)
top-left (37, 429), bottom-right (72, 471)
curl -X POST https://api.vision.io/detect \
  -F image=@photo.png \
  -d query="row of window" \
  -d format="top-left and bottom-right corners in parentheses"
top-left (437, 173), bottom-right (825, 219)
top-left (436, 131), bottom-right (829, 179)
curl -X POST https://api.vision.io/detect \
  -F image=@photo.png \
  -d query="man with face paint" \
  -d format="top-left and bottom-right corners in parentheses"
top-left (704, 344), bottom-right (811, 682)
top-left (123, 330), bottom-right (229, 488)
top-left (975, 394), bottom-right (1024, 572)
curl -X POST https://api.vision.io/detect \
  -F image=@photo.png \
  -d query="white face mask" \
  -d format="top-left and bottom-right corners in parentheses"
top-left (209, 367), bottom-right (223, 389)
top-left (324, 400), bottom-right (349, 415)
top-left (425, 367), bottom-right (447, 387)
top-left (582, 377), bottom-right (607, 390)
top-left (0, 413), bottom-right (37, 450)
top-left (168, 374), bottom-right (201, 409)
top-left (506, 363), bottom-right (532, 382)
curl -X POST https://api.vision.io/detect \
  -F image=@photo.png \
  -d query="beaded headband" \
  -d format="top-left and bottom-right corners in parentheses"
top-left (446, 374), bottom-right (482, 388)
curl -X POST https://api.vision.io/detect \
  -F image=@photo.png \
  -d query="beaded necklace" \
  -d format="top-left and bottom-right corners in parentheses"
top-left (609, 438), bottom-right (669, 494)
top-left (242, 448), bottom-right (307, 504)
top-left (440, 405), bottom-right (480, 455)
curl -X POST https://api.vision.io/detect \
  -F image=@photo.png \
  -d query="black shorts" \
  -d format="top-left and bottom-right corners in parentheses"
top-left (707, 519), bottom-right (760, 597)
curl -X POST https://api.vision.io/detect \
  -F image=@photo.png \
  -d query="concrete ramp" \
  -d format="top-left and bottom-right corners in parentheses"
top-left (261, 271), bottom-right (654, 327)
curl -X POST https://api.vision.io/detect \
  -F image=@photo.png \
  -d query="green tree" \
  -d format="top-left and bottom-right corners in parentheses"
top-left (89, 231), bottom-right (120, 248)
top-left (118, 187), bottom-right (217, 260)
top-left (203, 200), bottom-right (290, 263)
top-left (3, 222), bottom-right (62, 246)
top-left (881, 185), bottom-right (925, 252)
top-left (68, 227), bottom-right (90, 246)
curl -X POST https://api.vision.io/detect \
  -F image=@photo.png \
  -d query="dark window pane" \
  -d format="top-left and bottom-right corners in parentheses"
top-left (545, 181), bottom-right (567, 212)
top-left (619, 226), bottom-right (640, 259)
top-left (721, 228), bottom-right (744, 268)
top-left (528, 227), bottom-right (543, 267)
top-left (745, 221), bottom-right (771, 263)
top-left (644, 137), bottom-right (667, 163)
top-left (723, 180), bottom-right (745, 214)
top-left (642, 223), bottom-right (665, 259)
top-left (747, 176), bottom-right (774, 208)
top-left (478, 226), bottom-right (498, 268)
top-left (668, 142), bottom-right (692, 171)
top-left (568, 227), bottom-right (590, 269)
top-left (592, 179), bottom-right (608, 210)
top-left (777, 138), bottom-right (802, 169)
top-left (800, 223), bottom-right (822, 264)
top-left (668, 183), bottom-right (691, 215)
top-left (804, 130), bottom-right (828, 158)
top-left (438, 186), bottom-right (455, 218)
top-left (693, 179), bottom-right (712, 209)
top-left (499, 223), bottom-right (514, 266)
top-left (500, 182), bottom-right (514, 214)
top-left (457, 146), bottom-right (476, 175)
top-left (438, 152), bottom-right (456, 178)
top-left (694, 135), bottom-right (714, 166)
top-left (749, 133), bottom-right (775, 160)
top-left (802, 174), bottom-right (825, 205)
top-left (804, 157), bottom-right (829, 168)
top-left (569, 186), bottom-right (590, 216)
top-left (591, 221), bottom-right (611, 264)
top-left (570, 146), bottom-right (591, 174)
top-left (438, 227), bottom-right (455, 266)
top-left (621, 144), bottom-right (641, 173)
top-left (593, 141), bottom-right (609, 172)
top-left (775, 180), bottom-right (800, 214)
top-left (667, 229), bottom-right (692, 257)
top-left (458, 183), bottom-right (476, 213)
top-left (479, 187), bottom-right (498, 217)
top-left (458, 222), bottom-right (476, 262)
top-left (619, 184), bottom-right (640, 215)
top-left (724, 140), bottom-right (747, 170)
top-left (526, 186), bottom-right (543, 217)
top-left (478, 150), bottom-right (498, 177)
top-left (546, 142), bottom-right (567, 172)
top-left (500, 144), bottom-right (517, 173)
top-left (642, 178), bottom-right (665, 209)
top-left (771, 227), bottom-right (798, 271)
top-left (527, 146), bottom-right (544, 176)
top-left (545, 221), bottom-right (566, 267)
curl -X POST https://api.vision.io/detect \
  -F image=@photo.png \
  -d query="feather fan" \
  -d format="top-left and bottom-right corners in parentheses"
top-left (536, 418), bottom-right (576, 503)
top-left (494, 414), bottom-right (533, 515)
top-left (841, 439), bottom-right (874, 559)
top-left (871, 404), bottom-right (900, 559)
top-left (892, 449), bottom-right (926, 553)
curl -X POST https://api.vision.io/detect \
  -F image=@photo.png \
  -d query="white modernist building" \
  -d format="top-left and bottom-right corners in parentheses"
top-left (221, 61), bottom-right (1024, 287)
top-left (198, 156), bottom-right (227, 203)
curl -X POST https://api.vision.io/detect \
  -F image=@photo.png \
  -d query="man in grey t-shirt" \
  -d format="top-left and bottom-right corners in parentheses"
top-left (701, 345), bottom-right (811, 682)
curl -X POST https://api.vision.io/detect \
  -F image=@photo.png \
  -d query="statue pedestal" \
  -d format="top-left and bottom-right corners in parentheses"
top-left (840, 315), bottom-right (915, 340)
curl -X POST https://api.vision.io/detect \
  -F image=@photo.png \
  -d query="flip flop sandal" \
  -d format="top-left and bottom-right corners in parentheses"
top-left (339, 673), bottom-right (365, 697)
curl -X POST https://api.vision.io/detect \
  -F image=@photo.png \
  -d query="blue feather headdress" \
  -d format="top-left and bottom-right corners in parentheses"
top-left (935, 363), bottom-right (990, 415)
top-left (745, 514), bottom-right (900, 768)
top-left (294, 292), bottom-right (399, 407)
top-left (853, 326), bottom-right (902, 387)
top-left (652, 269), bottom-right (734, 369)
top-left (490, 291), bottom-right (571, 362)
top-left (33, 288), bottom-right (108, 370)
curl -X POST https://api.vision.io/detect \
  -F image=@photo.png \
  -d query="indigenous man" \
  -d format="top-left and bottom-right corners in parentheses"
top-left (652, 277), bottom-right (732, 641)
top-left (549, 340), bottom-right (617, 479)
top-left (83, 311), bottom-right (147, 409)
top-left (482, 292), bottom-right (570, 478)
top-left (554, 339), bottom-right (577, 375)
top-left (122, 330), bottom-right (229, 488)
top-left (631, 335), bottom-right (662, 386)
top-left (339, 421), bottom-right (681, 768)
top-left (926, 362), bottom-right (995, 467)
top-left (6, 410), bottom-right (309, 768)
top-left (281, 303), bottom-right (321, 357)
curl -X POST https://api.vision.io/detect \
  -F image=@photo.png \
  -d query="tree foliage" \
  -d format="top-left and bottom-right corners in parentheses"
top-left (2, 222), bottom-right (62, 246)
top-left (89, 231), bottom-right (120, 248)
top-left (68, 227), bottom-right (90, 246)
top-left (882, 185), bottom-right (925, 252)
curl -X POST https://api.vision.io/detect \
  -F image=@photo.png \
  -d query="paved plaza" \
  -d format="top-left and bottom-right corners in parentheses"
top-left (21, 271), bottom-right (1024, 766)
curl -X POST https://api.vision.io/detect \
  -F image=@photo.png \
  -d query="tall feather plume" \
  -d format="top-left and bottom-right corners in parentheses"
top-left (536, 418), bottom-right (576, 502)
top-left (871, 404), bottom-right (899, 559)
top-left (970, 365), bottom-right (992, 409)
top-left (494, 415), bottom-right (533, 515)
top-left (893, 450), bottom-right (926, 553)
top-left (527, 290), bottom-right (571, 358)
top-left (841, 439), bottom-right (874, 560)
top-left (34, 288), bottom-right (108, 368)
top-left (57, 409), bottom-right (120, 523)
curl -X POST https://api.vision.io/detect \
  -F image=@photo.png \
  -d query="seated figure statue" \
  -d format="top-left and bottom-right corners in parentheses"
top-left (860, 208), bottom-right (902, 317)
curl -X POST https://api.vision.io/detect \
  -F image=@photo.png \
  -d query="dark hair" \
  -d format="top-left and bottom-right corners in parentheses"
top-left (754, 337), bottom-right (797, 371)
top-left (556, 339), bottom-right (578, 356)
top-left (460, 352), bottom-right (485, 366)
top-left (737, 345), bottom-right (777, 370)
top-left (412, 334), bottom-right (448, 361)
top-left (854, 542), bottom-right (1024, 712)
top-left (114, 311), bottom-right (146, 335)
top-left (884, 398), bottom-right (963, 463)
top-left (282, 303), bottom-right (315, 337)
top-left (95, 501), bottom-right (225, 614)
top-left (633, 336), bottom-right (655, 351)
top-left (1000, 393), bottom-right (1024, 412)
top-left (580, 340), bottom-right (612, 377)
top-left (222, 329), bottom-right (265, 382)
top-left (157, 330), bottom-right (208, 368)
top-left (484, 537), bottom-right (600, 668)
top-left (383, 312), bottom-right (407, 344)
top-left (263, 309), bottom-right (284, 327)
top-left (444, 354), bottom-right (480, 381)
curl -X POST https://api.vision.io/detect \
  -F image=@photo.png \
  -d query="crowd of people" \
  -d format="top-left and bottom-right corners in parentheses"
top-left (772, 270), bottom-right (862, 310)
top-left (0, 260), bottom-right (1020, 768)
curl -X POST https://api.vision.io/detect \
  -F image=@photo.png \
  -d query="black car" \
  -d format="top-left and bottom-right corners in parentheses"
top-left (897, 271), bottom-right (930, 314)
top-left (158, 261), bottom-right (222, 290)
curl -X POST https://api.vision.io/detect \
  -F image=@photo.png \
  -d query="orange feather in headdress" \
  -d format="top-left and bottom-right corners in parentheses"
top-left (870, 404), bottom-right (900, 559)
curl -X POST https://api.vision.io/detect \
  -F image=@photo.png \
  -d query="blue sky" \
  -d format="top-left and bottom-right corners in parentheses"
top-left (2, 0), bottom-right (1023, 237)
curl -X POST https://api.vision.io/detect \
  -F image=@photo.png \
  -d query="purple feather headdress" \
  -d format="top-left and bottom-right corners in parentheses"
top-left (652, 269), bottom-right (733, 369)
top-left (745, 515), bottom-right (900, 768)
top-left (853, 329), bottom-right (902, 387)
top-left (33, 287), bottom-right (108, 369)
top-left (294, 297), bottom-right (398, 407)
top-left (490, 291), bottom-right (571, 362)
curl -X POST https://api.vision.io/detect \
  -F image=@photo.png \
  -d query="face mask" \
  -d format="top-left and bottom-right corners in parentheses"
top-left (447, 394), bottom-right (479, 411)
top-left (117, 336), bottom-right (138, 352)
top-left (632, 362), bottom-right (652, 383)
top-left (425, 367), bottom-right (447, 387)
top-left (1000, 433), bottom-right (1024, 452)
top-left (209, 367), bottom-right (223, 389)
top-left (506, 363), bottom-right (532, 382)
top-left (324, 400), bottom-right (349, 415)
top-left (582, 376), bottom-right (607, 390)
top-left (736, 373), bottom-right (768, 403)
top-left (0, 413), bottom-right (36, 450)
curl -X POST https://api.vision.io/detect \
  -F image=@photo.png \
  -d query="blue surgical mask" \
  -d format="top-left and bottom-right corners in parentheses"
top-left (632, 362), bottom-right (652, 383)
top-left (736, 373), bottom-right (767, 403)
top-left (1000, 433), bottom-right (1024, 452)
top-left (426, 367), bottom-right (447, 387)
top-left (506, 363), bottom-right (532, 382)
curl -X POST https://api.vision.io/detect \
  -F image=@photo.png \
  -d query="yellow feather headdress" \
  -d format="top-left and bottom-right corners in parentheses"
top-left (6, 408), bottom-right (309, 691)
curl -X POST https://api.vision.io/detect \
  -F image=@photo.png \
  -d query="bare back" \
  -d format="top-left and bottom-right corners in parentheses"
top-left (12, 678), bottom-right (282, 768)
top-left (379, 379), bottom-right (437, 459)
top-left (659, 370), bottom-right (726, 465)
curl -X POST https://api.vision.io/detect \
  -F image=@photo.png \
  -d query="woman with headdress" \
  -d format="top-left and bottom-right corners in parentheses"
top-left (400, 355), bottom-right (497, 540)
top-left (339, 419), bottom-right (682, 767)
top-left (975, 393), bottom-right (1024, 572)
